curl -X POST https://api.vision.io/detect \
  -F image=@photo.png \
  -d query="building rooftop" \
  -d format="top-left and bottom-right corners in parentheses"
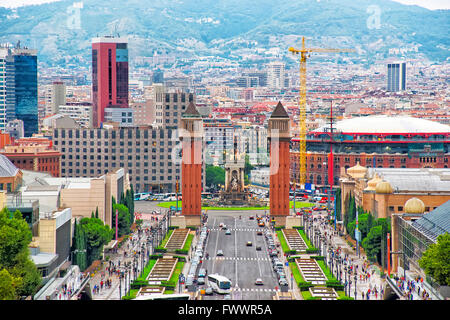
top-left (367, 168), bottom-right (450, 193)
top-left (412, 200), bottom-right (450, 242)
top-left (0, 154), bottom-right (19, 177)
top-left (313, 115), bottom-right (450, 134)
top-left (270, 101), bottom-right (289, 119)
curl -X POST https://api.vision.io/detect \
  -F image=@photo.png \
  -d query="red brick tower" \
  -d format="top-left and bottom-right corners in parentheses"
top-left (180, 102), bottom-right (203, 226)
top-left (268, 102), bottom-right (291, 226)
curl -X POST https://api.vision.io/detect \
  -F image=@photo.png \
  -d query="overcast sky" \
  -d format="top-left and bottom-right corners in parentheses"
top-left (1, 0), bottom-right (449, 10)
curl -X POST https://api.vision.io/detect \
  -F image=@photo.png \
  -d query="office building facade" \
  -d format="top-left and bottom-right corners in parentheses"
top-left (52, 126), bottom-right (184, 193)
top-left (13, 47), bottom-right (38, 136)
top-left (92, 36), bottom-right (129, 127)
top-left (387, 62), bottom-right (406, 92)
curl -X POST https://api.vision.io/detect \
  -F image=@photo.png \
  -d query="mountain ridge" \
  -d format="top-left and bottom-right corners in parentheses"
top-left (0, 0), bottom-right (448, 67)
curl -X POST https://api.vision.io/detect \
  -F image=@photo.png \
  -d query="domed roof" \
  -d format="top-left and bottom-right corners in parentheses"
top-left (404, 198), bottom-right (425, 214)
top-left (364, 174), bottom-right (382, 191)
top-left (347, 162), bottom-right (367, 178)
top-left (375, 180), bottom-right (393, 194)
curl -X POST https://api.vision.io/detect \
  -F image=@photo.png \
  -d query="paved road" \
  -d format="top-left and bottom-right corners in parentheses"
top-left (198, 211), bottom-right (285, 300)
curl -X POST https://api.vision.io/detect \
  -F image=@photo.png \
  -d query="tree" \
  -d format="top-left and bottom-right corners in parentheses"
top-left (205, 165), bottom-right (225, 188)
top-left (0, 208), bottom-right (41, 298)
top-left (79, 217), bottom-right (114, 265)
top-left (335, 188), bottom-right (342, 221)
top-left (419, 233), bottom-right (450, 286)
top-left (113, 203), bottom-right (131, 237)
top-left (128, 185), bottom-right (135, 224)
top-left (71, 220), bottom-right (88, 271)
top-left (0, 268), bottom-right (22, 300)
top-left (362, 225), bottom-right (383, 263)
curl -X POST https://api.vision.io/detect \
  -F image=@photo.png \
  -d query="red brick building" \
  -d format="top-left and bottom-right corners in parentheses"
top-left (1, 136), bottom-right (62, 177)
top-left (291, 115), bottom-right (450, 191)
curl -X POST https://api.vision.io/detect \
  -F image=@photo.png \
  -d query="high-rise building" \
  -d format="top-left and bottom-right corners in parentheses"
top-left (92, 36), bottom-right (129, 127)
top-left (50, 81), bottom-right (66, 114)
top-left (0, 47), bottom-right (16, 131)
top-left (153, 84), bottom-right (195, 129)
top-left (387, 62), bottom-right (406, 92)
top-left (267, 62), bottom-right (285, 89)
top-left (12, 46), bottom-right (38, 137)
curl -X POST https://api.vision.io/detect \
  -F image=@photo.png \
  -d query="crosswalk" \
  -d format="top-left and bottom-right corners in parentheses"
top-left (212, 256), bottom-right (271, 261)
top-left (210, 228), bottom-right (261, 232)
top-left (232, 288), bottom-right (279, 293)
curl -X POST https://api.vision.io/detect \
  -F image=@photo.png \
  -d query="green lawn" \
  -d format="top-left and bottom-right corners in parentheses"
top-left (158, 201), bottom-right (314, 211)
top-left (161, 229), bottom-right (174, 248)
top-left (183, 234), bottom-right (194, 251)
top-left (317, 260), bottom-right (337, 281)
top-left (297, 229), bottom-right (314, 249)
top-left (137, 258), bottom-right (158, 281)
top-left (289, 261), bottom-right (305, 284)
top-left (168, 261), bottom-right (185, 285)
top-left (276, 230), bottom-right (290, 253)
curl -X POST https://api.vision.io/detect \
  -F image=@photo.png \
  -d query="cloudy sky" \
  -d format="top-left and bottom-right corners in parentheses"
top-left (1, 0), bottom-right (449, 10)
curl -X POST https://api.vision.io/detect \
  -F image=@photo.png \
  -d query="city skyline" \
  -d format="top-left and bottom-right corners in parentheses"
top-left (0, 0), bottom-right (448, 305)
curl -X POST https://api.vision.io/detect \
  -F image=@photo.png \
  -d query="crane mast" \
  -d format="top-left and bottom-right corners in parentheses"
top-left (289, 37), bottom-right (354, 188)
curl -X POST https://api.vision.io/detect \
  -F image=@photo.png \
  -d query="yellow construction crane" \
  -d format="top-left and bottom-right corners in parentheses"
top-left (289, 36), bottom-right (354, 187)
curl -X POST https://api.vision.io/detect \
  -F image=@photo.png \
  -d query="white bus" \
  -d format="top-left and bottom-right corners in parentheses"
top-left (207, 274), bottom-right (232, 294)
top-left (134, 192), bottom-right (151, 201)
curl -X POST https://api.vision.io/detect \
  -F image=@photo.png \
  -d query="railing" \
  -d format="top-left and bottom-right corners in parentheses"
top-left (385, 276), bottom-right (404, 299)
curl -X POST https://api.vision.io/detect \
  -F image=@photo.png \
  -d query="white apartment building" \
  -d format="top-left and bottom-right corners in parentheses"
top-left (58, 103), bottom-right (92, 128)
top-left (267, 61), bottom-right (285, 89)
top-left (0, 47), bottom-right (15, 131)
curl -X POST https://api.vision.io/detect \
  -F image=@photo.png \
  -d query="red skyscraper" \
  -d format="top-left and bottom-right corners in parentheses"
top-left (92, 36), bottom-right (129, 128)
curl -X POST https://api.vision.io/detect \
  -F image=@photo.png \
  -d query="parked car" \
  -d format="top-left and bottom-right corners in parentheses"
top-left (198, 268), bottom-right (207, 278)
top-left (197, 277), bottom-right (205, 285)
top-left (279, 279), bottom-right (288, 286)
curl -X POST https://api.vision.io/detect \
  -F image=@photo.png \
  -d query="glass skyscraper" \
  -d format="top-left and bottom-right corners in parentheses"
top-left (13, 48), bottom-right (38, 137)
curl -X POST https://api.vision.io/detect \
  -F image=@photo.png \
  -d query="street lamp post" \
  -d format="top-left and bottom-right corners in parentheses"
top-left (119, 271), bottom-right (122, 300)
top-left (354, 273), bottom-right (357, 300)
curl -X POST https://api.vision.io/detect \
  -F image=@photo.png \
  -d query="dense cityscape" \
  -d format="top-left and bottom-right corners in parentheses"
top-left (0, 0), bottom-right (448, 311)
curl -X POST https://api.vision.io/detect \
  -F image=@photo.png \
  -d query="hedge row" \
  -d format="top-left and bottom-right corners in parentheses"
top-left (297, 281), bottom-right (314, 291)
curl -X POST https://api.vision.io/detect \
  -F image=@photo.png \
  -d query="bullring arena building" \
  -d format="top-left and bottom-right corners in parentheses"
top-left (290, 115), bottom-right (450, 189)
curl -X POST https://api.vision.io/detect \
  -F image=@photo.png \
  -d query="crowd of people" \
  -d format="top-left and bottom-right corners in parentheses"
top-left (394, 276), bottom-right (431, 300)
top-left (313, 213), bottom-right (388, 300)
